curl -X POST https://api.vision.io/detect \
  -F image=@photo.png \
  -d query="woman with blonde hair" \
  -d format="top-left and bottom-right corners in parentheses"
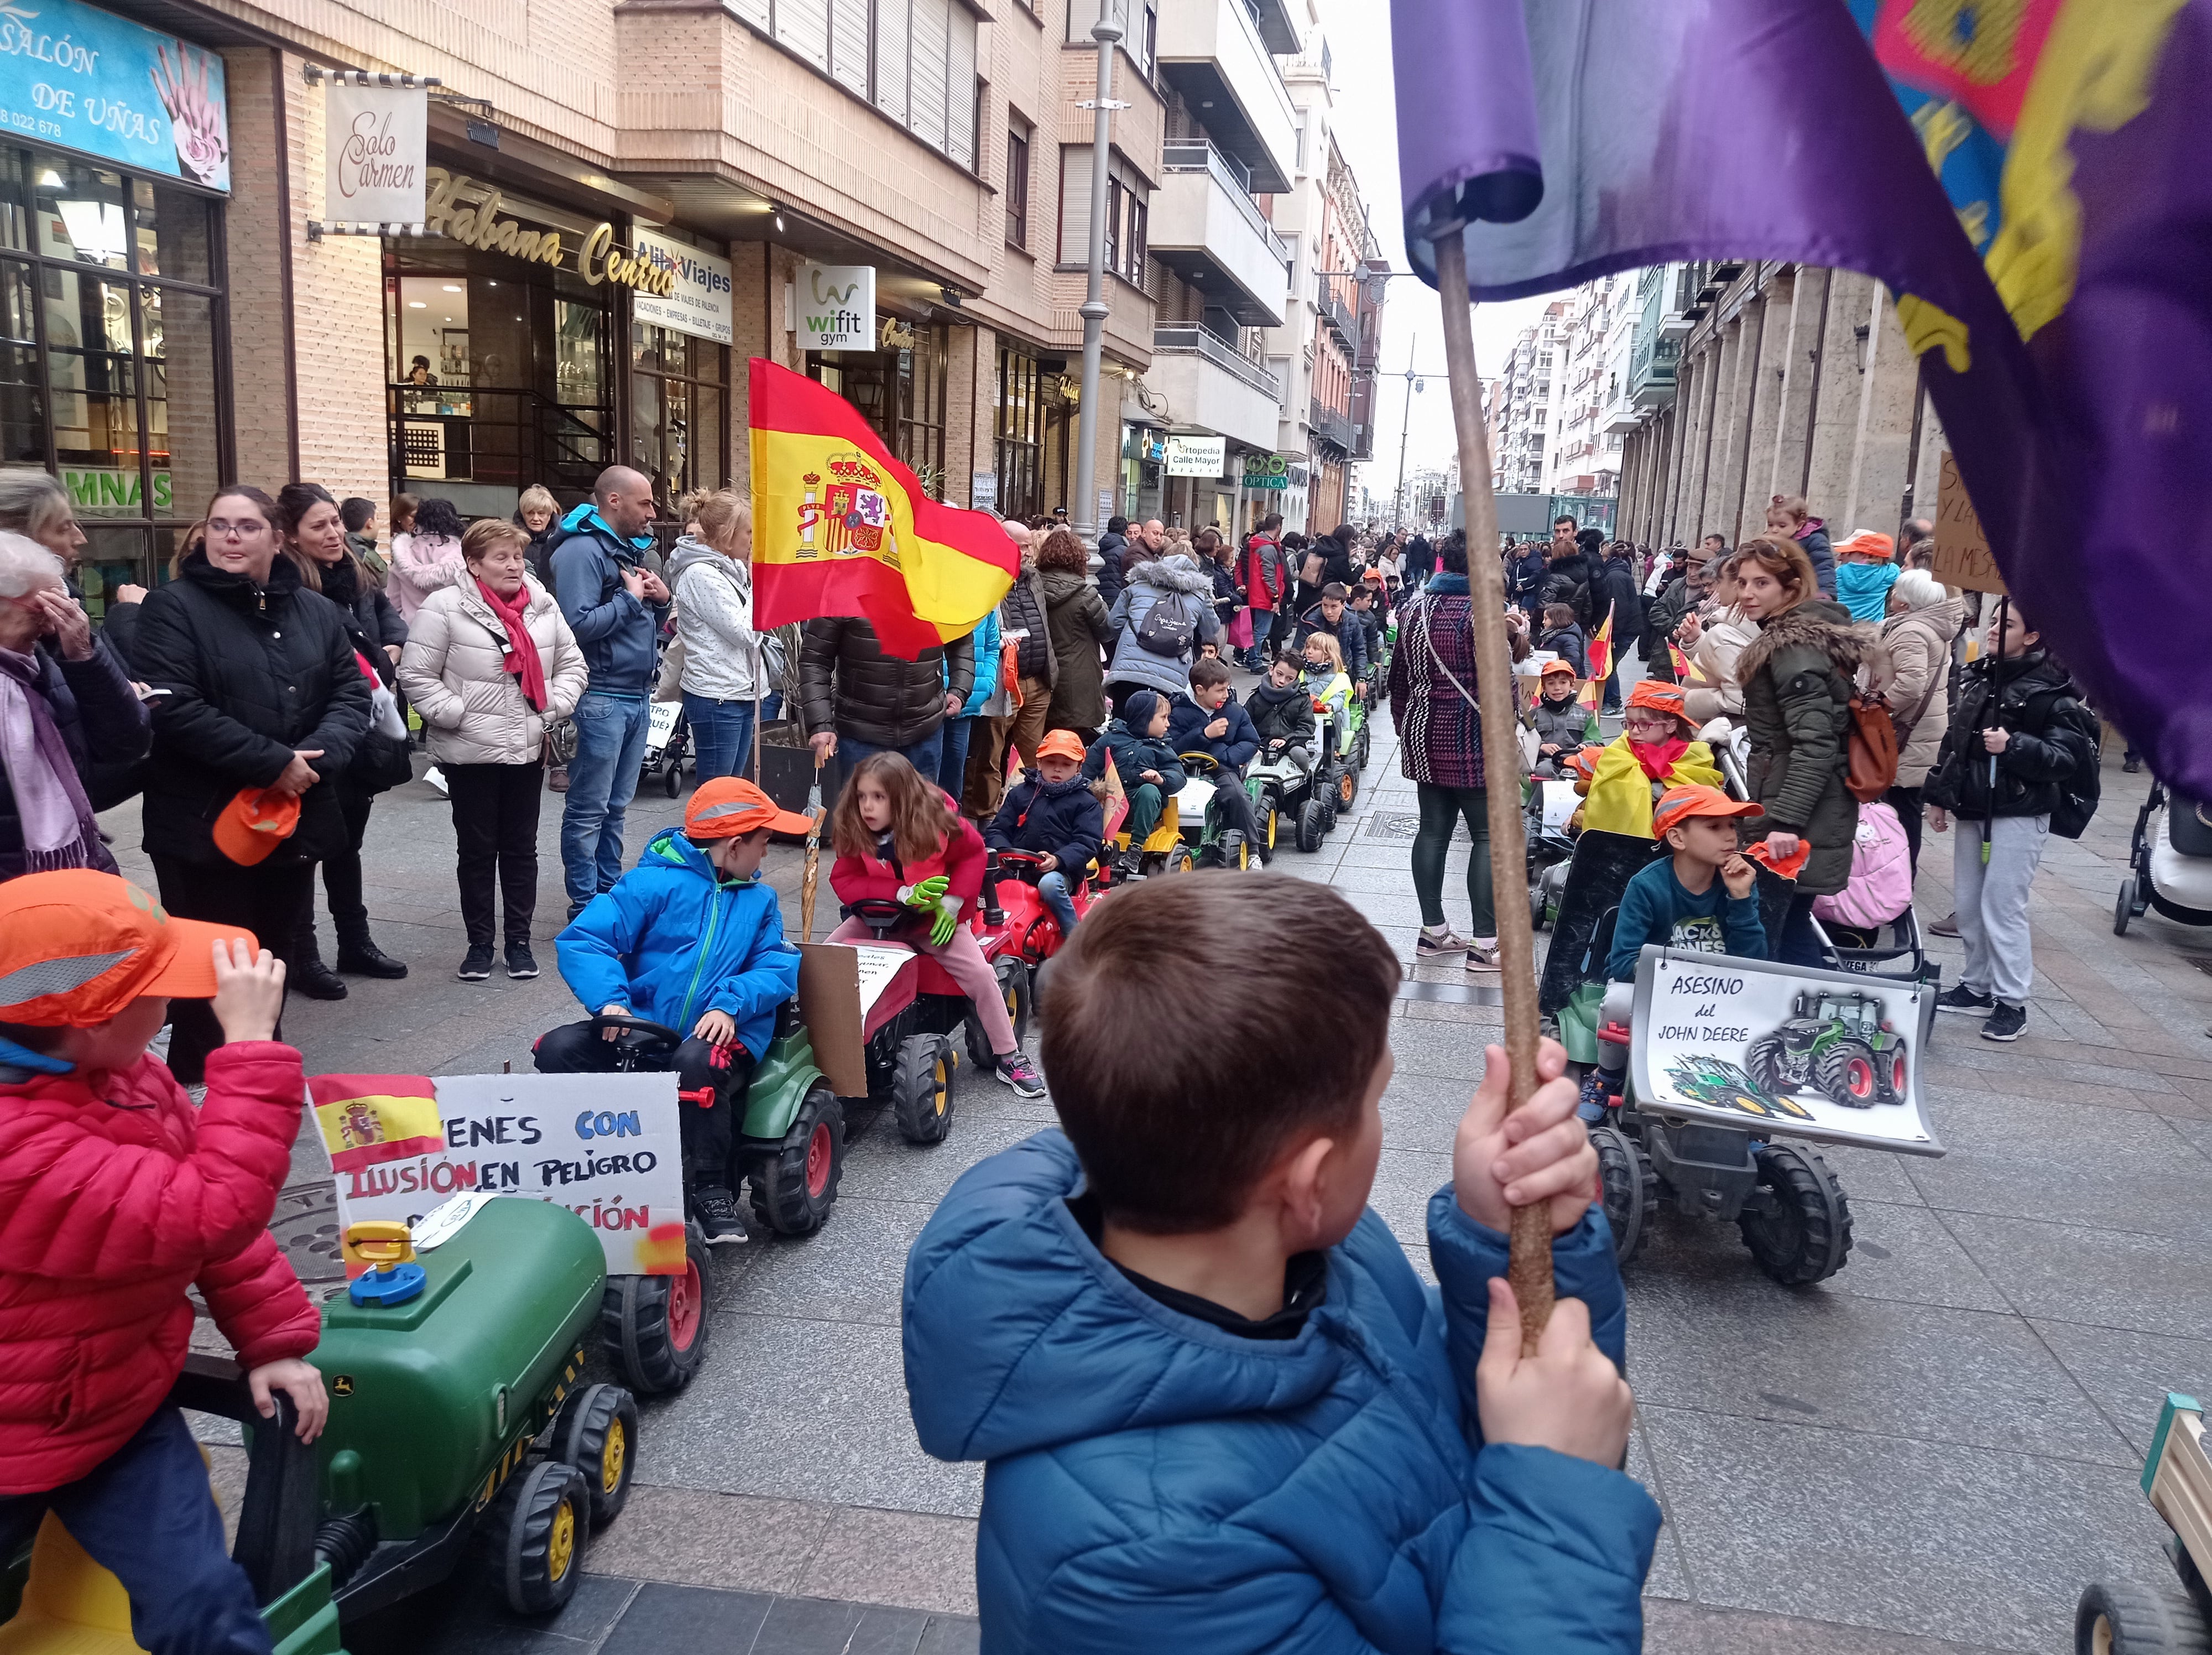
top-left (515, 483), bottom-right (560, 584)
top-left (667, 490), bottom-right (765, 783)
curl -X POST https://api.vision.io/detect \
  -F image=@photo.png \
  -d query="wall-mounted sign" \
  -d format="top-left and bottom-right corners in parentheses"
top-left (1242, 452), bottom-right (1291, 490)
top-left (421, 170), bottom-right (677, 298)
top-left (1164, 434), bottom-right (1226, 478)
top-left (878, 317), bottom-right (920, 351)
top-left (632, 226), bottom-right (733, 345)
top-left (324, 83), bottom-right (426, 225)
top-left (969, 472), bottom-right (997, 512)
top-left (0, 0), bottom-right (230, 190)
top-left (65, 464), bottom-right (169, 516)
top-left (796, 263), bottom-right (875, 350)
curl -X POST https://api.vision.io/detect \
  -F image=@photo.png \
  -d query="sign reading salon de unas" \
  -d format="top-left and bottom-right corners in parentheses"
top-left (0, 0), bottom-right (232, 190)
top-left (423, 168), bottom-right (676, 299)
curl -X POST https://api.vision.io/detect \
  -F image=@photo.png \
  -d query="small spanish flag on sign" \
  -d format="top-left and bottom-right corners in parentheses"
top-left (749, 358), bottom-right (1019, 660)
top-left (309, 1074), bottom-right (444, 1174)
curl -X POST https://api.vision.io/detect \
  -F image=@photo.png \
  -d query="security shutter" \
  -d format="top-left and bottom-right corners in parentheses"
top-left (946, 7), bottom-right (977, 169)
top-left (875, 0), bottom-right (910, 125)
top-left (910, 0), bottom-right (950, 154)
top-left (1058, 144), bottom-right (1091, 267)
top-left (778, 0), bottom-right (831, 70)
top-left (830, 0), bottom-right (871, 96)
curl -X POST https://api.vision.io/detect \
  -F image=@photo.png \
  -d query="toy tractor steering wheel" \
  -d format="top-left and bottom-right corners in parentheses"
top-left (847, 897), bottom-right (912, 939)
top-left (1177, 751), bottom-right (1220, 776)
top-left (993, 850), bottom-right (1050, 883)
top-left (588, 1012), bottom-right (685, 1064)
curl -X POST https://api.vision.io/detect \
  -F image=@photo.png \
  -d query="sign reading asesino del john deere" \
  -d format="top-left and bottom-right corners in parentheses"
top-left (0, 0), bottom-right (231, 191)
top-left (423, 168), bottom-right (676, 298)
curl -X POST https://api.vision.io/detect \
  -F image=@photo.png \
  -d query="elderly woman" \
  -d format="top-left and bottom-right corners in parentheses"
top-left (516, 483), bottom-right (561, 585)
top-left (1035, 528), bottom-right (1115, 741)
top-left (666, 490), bottom-right (765, 783)
top-left (1881, 568), bottom-right (1964, 874)
top-left (400, 518), bottom-right (586, 982)
top-left (132, 484), bottom-right (371, 1081)
top-left (0, 533), bottom-right (147, 879)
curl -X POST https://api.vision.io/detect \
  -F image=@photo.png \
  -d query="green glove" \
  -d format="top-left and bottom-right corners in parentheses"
top-left (929, 905), bottom-right (957, 946)
top-left (904, 874), bottom-right (950, 910)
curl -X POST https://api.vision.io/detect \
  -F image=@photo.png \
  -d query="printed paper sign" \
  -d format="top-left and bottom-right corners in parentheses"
top-left (848, 942), bottom-right (912, 1022)
top-left (1629, 949), bottom-right (1943, 1156)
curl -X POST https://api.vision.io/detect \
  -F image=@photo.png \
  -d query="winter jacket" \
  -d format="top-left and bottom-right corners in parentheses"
top-left (1000, 568), bottom-right (1053, 688)
top-left (1527, 694), bottom-right (1596, 759)
top-left (1791, 519), bottom-right (1837, 598)
top-left (950, 611), bottom-right (1003, 720)
top-left (0, 638), bottom-right (147, 878)
top-left (1296, 602), bottom-right (1369, 681)
top-left (345, 529), bottom-right (389, 590)
top-left (1922, 648), bottom-right (2099, 822)
top-left (1579, 736), bottom-right (1724, 839)
top-left (902, 1131), bottom-right (1657, 1655)
top-left (550, 503), bottom-right (667, 699)
top-left (1083, 717), bottom-right (1186, 797)
top-left (1506, 544), bottom-right (1550, 612)
top-left (387, 529), bottom-right (466, 624)
top-left (398, 575), bottom-right (588, 768)
top-left (1238, 535), bottom-right (1286, 611)
top-left (1644, 576), bottom-right (1694, 663)
top-left (1539, 623), bottom-right (1588, 678)
top-left (133, 550), bottom-right (372, 865)
top-left (667, 534), bottom-right (764, 702)
top-left (1542, 552), bottom-right (1590, 620)
top-left (1834, 558), bottom-right (1900, 624)
top-left (518, 517), bottom-right (560, 587)
top-left (1736, 597), bottom-right (1866, 896)
top-left (557, 828), bottom-right (801, 1058)
top-left (1389, 573), bottom-right (1517, 790)
top-left (830, 794), bottom-right (989, 921)
top-left (1245, 679), bottom-right (1316, 749)
top-left (985, 771), bottom-right (1105, 873)
top-left (1609, 859), bottom-right (1766, 980)
top-left (1094, 533), bottom-right (1128, 613)
top-left (0, 1040), bottom-right (321, 1495)
top-left (1166, 693), bottom-right (1260, 771)
top-left (1402, 538), bottom-right (1437, 583)
top-left (308, 554), bottom-right (406, 688)
top-left (1881, 596), bottom-right (1964, 789)
top-left (798, 618), bottom-right (973, 750)
top-left (1039, 570), bottom-right (1116, 732)
top-left (1104, 556), bottom-right (1221, 699)
top-left (1682, 606), bottom-right (1757, 725)
top-left (1594, 556), bottom-right (1645, 648)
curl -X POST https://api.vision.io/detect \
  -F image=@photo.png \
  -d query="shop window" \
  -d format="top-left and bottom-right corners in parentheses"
top-left (631, 321), bottom-right (727, 503)
top-left (995, 345), bottom-right (1043, 521)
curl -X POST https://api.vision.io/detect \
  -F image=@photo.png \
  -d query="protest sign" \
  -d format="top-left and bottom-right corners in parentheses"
top-left (1627, 948), bottom-right (1943, 1156)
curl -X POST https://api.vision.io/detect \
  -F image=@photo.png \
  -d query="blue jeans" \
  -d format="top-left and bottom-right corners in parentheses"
top-left (1038, 869), bottom-right (1079, 934)
top-left (937, 716), bottom-right (979, 798)
top-left (0, 1406), bottom-right (269, 1655)
top-left (563, 691), bottom-right (651, 914)
top-left (684, 692), bottom-right (756, 784)
top-left (839, 727), bottom-right (945, 783)
top-left (1245, 608), bottom-right (1275, 667)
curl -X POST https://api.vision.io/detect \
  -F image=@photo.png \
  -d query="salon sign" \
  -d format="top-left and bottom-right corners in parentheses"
top-left (422, 168), bottom-right (677, 298)
top-left (0, 0), bottom-right (231, 190)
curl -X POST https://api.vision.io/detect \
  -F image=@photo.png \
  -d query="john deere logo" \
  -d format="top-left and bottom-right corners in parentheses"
top-left (332, 1375), bottom-right (355, 1397)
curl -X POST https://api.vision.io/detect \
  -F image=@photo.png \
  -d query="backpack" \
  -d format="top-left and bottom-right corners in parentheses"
top-left (1844, 691), bottom-right (1900, 803)
top-left (2018, 685), bottom-right (2102, 839)
top-left (1300, 549), bottom-right (1328, 587)
top-left (1133, 591), bottom-right (1198, 657)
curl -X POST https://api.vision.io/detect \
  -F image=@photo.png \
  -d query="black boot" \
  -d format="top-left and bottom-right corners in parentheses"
top-left (294, 933), bottom-right (348, 1001)
top-left (337, 928), bottom-right (409, 979)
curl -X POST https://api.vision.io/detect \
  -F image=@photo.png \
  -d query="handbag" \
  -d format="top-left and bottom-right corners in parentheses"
top-left (1844, 692), bottom-right (1900, 803)
top-left (1227, 608), bottom-right (1254, 649)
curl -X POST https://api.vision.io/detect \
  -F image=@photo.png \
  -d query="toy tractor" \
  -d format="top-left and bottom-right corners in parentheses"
top-left (2077, 1392), bottom-right (2212, 1653)
top-left (1745, 988), bottom-right (1911, 1110)
top-left (1173, 752), bottom-right (1265, 870)
top-left (1248, 743), bottom-right (1332, 853)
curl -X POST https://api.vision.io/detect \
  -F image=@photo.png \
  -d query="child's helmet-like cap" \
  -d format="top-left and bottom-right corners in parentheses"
top-left (686, 778), bottom-right (813, 840)
top-left (0, 870), bottom-right (257, 1025)
top-left (1652, 784), bottom-right (1764, 835)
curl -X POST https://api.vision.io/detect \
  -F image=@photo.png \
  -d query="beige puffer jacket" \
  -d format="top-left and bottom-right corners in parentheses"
top-left (397, 576), bottom-right (588, 767)
top-left (1882, 595), bottom-right (1964, 788)
top-left (1682, 605), bottom-right (1759, 725)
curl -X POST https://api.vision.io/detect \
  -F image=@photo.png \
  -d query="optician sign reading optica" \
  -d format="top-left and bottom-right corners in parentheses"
top-left (0, 0), bottom-right (231, 190)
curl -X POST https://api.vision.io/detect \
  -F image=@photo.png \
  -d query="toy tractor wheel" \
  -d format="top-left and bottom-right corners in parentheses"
top-left (554, 1382), bottom-right (639, 1530)
top-left (663, 757), bottom-right (681, 798)
top-left (2115, 877), bottom-right (2137, 937)
top-left (601, 1223), bottom-right (710, 1395)
top-left (1592, 1125), bottom-right (1657, 1264)
top-left (1814, 1039), bottom-right (1880, 1109)
top-left (1296, 798), bottom-right (1328, 852)
top-left (1161, 844), bottom-right (1196, 875)
top-left (1529, 884), bottom-right (1548, 931)
top-left (750, 1081), bottom-right (844, 1235)
top-left (2075, 1579), bottom-right (2212, 1655)
top-left (966, 961), bottom-right (1031, 1070)
top-left (1334, 763), bottom-right (1359, 814)
top-left (891, 1033), bottom-right (956, 1144)
top-left (1745, 1032), bottom-right (1789, 1097)
top-left (1354, 722), bottom-right (1371, 769)
top-left (1738, 1144), bottom-right (1853, 1287)
top-left (502, 1459), bottom-right (591, 1615)
top-left (1256, 800), bottom-right (1278, 861)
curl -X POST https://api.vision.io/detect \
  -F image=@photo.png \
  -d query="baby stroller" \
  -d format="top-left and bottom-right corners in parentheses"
top-left (2115, 781), bottom-right (2212, 934)
top-left (641, 638), bottom-right (693, 797)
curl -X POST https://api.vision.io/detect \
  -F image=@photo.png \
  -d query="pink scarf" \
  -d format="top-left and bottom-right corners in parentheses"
top-left (476, 580), bottom-right (547, 711)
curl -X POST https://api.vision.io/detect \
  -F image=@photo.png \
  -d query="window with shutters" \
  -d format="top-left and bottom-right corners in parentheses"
top-left (1057, 145), bottom-right (1150, 282)
top-left (1006, 125), bottom-right (1031, 249)
top-left (737, 0), bottom-right (981, 172)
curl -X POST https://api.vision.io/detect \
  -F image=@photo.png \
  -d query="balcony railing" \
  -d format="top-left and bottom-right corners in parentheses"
top-left (1309, 398), bottom-right (1352, 451)
top-left (1160, 142), bottom-right (1291, 266)
top-left (1153, 324), bottom-right (1282, 399)
top-left (1315, 274), bottom-right (1355, 343)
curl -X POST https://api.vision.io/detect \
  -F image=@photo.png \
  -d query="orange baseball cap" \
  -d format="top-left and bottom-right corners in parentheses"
top-left (684, 777), bottom-right (813, 839)
top-left (1652, 783), bottom-right (1764, 836)
top-left (1033, 730), bottom-right (1087, 764)
top-left (213, 786), bottom-right (300, 867)
top-left (1838, 530), bottom-right (1896, 561)
top-left (1538, 658), bottom-right (1578, 679)
top-left (0, 871), bottom-right (257, 1025)
top-left (1625, 679), bottom-right (1689, 720)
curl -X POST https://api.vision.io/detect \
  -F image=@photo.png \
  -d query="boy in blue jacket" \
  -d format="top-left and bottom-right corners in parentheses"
top-left (903, 875), bottom-right (1658, 1654)
top-left (538, 778), bottom-right (807, 1243)
top-left (985, 731), bottom-right (1103, 937)
top-left (1166, 658), bottom-right (1267, 863)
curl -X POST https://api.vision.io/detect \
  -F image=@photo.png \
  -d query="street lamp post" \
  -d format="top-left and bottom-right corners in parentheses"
top-left (1070, 0), bottom-right (1125, 550)
top-left (1391, 337), bottom-right (1422, 530)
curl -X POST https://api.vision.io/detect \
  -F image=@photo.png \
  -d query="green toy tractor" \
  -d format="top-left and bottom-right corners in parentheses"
top-left (2076, 1392), bottom-right (2212, 1653)
top-left (1745, 989), bottom-right (1911, 1110)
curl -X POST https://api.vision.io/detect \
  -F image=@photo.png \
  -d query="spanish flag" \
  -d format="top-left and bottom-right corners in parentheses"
top-left (749, 358), bottom-right (1018, 659)
top-left (1579, 603), bottom-right (1615, 712)
top-left (309, 1074), bottom-right (444, 1174)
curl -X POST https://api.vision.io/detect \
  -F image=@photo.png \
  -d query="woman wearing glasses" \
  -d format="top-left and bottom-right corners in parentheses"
top-left (131, 485), bottom-right (372, 1082)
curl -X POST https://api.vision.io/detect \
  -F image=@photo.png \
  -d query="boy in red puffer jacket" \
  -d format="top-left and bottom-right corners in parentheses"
top-left (0, 871), bottom-right (326, 1655)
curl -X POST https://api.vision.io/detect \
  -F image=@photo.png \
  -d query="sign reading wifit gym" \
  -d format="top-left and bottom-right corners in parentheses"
top-left (0, 0), bottom-right (231, 191)
top-left (797, 264), bottom-right (875, 350)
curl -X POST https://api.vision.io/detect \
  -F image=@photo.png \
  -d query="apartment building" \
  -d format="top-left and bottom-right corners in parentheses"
top-left (1542, 273), bottom-right (1632, 498)
top-left (1485, 301), bottom-right (1565, 497)
top-left (0, 0), bottom-right (1312, 596)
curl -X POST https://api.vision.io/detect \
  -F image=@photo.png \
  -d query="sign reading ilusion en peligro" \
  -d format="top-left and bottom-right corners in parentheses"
top-left (422, 168), bottom-right (676, 298)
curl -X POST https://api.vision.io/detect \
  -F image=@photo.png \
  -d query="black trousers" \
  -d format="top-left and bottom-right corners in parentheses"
top-left (315, 787), bottom-right (377, 940)
top-left (1885, 782), bottom-right (1924, 876)
top-left (152, 854), bottom-right (313, 1085)
top-left (533, 1022), bottom-right (757, 1195)
top-left (446, 761), bottom-right (545, 948)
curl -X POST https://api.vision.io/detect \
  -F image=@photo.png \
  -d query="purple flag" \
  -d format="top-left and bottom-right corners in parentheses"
top-left (1394, 0), bottom-right (2212, 798)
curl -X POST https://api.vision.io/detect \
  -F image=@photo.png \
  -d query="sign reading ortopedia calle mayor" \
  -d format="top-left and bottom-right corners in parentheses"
top-left (422, 168), bottom-right (676, 298)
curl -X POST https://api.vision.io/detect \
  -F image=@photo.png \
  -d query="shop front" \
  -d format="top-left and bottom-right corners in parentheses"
top-left (804, 315), bottom-right (950, 493)
top-left (0, 0), bottom-right (234, 602)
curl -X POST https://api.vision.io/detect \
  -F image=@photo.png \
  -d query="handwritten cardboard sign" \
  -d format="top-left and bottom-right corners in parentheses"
top-left (1933, 451), bottom-right (2008, 595)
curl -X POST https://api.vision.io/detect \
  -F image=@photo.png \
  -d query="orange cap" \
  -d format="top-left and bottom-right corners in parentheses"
top-left (1538, 658), bottom-right (1578, 679)
top-left (0, 871), bottom-right (258, 1025)
top-left (684, 777), bottom-right (813, 839)
top-left (1838, 530), bottom-right (1896, 561)
top-left (1651, 783), bottom-right (1764, 836)
top-left (1033, 730), bottom-right (1087, 764)
top-left (1625, 679), bottom-right (1688, 719)
top-left (213, 787), bottom-right (300, 867)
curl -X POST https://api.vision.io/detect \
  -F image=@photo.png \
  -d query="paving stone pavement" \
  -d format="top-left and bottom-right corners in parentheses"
top-left (137, 668), bottom-right (2211, 1654)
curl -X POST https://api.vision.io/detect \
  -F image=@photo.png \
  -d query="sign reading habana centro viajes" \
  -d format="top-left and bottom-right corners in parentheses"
top-left (422, 168), bottom-right (676, 298)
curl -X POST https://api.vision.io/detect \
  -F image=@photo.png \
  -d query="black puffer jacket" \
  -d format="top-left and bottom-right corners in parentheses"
top-left (312, 553), bottom-right (406, 686)
top-left (798, 617), bottom-right (974, 750)
top-left (1000, 568), bottom-right (1054, 688)
top-left (1594, 556), bottom-right (1645, 648)
top-left (132, 551), bottom-right (372, 864)
top-left (1922, 649), bottom-right (2099, 821)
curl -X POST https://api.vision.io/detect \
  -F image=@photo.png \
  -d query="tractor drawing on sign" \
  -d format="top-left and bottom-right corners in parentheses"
top-left (1745, 989), bottom-right (1910, 1111)
top-left (1664, 1054), bottom-right (1813, 1123)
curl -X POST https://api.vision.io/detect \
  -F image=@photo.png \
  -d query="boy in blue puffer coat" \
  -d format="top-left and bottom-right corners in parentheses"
top-left (904, 875), bottom-right (1658, 1654)
top-left (539, 778), bottom-right (807, 1243)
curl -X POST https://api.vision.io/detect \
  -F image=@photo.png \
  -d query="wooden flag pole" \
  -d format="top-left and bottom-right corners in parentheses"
top-left (1431, 231), bottom-right (1554, 1354)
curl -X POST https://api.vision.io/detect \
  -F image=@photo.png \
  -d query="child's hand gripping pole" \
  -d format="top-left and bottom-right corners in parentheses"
top-left (1455, 1038), bottom-right (1599, 1352)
